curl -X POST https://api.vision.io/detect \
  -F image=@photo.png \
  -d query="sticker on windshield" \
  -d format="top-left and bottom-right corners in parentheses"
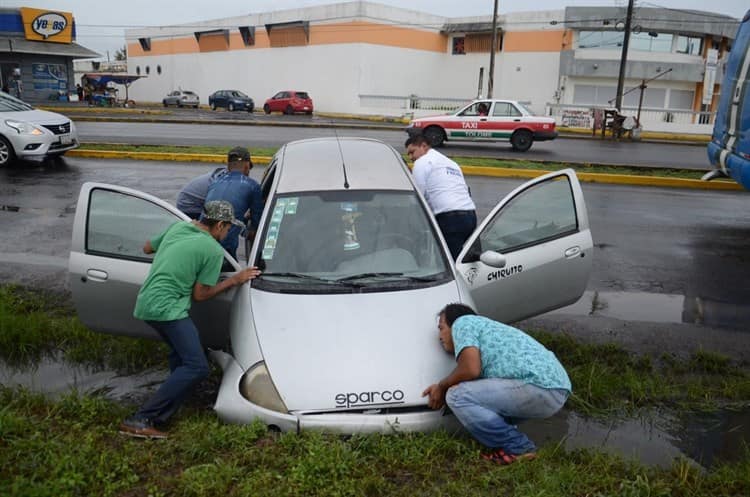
top-left (285, 197), bottom-right (298, 215)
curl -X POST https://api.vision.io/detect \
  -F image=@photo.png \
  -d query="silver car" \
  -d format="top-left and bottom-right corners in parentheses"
top-left (69, 137), bottom-right (593, 434)
top-left (162, 90), bottom-right (199, 108)
top-left (0, 91), bottom-right (79, 166)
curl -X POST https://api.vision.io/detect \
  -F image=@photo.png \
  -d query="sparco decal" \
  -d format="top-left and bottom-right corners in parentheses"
top-left (32, 13), bottom-right (67, 39)
top-left (487, 265), bottom-right (523, 281)
top-left (335, 389), bottom-right (405, 408)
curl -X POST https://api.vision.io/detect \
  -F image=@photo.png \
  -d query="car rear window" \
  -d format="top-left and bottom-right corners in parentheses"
top-left (183, 91), bottom-right (196, 96)
top-left (295, 92), bottom-right (310, 99)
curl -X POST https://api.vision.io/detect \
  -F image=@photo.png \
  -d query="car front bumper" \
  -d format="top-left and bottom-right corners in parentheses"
top-left (533, 130), bottom-right (558, 141)
top-left (210, 350), bottom-right (459, 434)
top-left (8, 131), bottom-right (79, 159)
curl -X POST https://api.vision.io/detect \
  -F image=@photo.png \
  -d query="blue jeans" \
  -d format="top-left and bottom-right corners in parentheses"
top-left (135, 318), bottom-right (210, 425)
top-left (446, 378), bottom-right (569, 455)
top-left (435, 210), bottom-right (477, 259)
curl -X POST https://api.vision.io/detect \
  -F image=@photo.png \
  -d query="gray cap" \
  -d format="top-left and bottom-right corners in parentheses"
top-left (202, 200), bottom-right (245, 227)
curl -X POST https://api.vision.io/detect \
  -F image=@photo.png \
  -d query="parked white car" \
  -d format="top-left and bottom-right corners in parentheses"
top-left (162, 90), bottom-right (200, 108)
top-left (0, 91), bottom-right (79, 166)
top-left (69, 137), bottom-right (593, 434)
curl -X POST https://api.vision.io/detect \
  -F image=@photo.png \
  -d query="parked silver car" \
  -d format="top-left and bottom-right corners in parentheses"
top-left (162, 90), bottom-right (199, 108)
top-left (0, 91), bottom-right (79, 166)
top-left (69, 137), bottom-right (593, 434)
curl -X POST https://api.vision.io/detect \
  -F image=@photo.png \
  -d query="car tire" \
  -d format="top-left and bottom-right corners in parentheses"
top-left (306, 111), bottom-right (313, 115)
top-left (423, 126), bottom-right (446, 147)
top-left (510, 130), bottom-right (533, 152)
top-left (162, 100), bottom-right (168, 107)
top-left (210, 102), bottom-right (216, 110)
top-left (177, 102), bottom-right (183, 108)
top-left (228, 103), bottom-right (235, 112)
top-left (285, 105), bottom-right (294, 115)
top-left (0, 135), bottom-right (16, 167)
top-left (263, 104), bottom-right (271, 114)
top-left (194, 104), bottom-right (199, 109)
top-left (247, 105), bottom-right (254, 113)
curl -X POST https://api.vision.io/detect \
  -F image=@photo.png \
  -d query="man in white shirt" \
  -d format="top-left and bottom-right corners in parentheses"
top-left (405, 135), bottom-right (477, 259)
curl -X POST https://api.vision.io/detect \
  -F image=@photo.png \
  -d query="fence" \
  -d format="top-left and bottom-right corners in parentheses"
top-left (548, 103), bottom-right (715, 134)
top-left (359, 94), bottom-right (471, 115)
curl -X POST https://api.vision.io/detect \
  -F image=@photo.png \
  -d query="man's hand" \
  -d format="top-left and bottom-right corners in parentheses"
top-left (422, 383), bottom-right (446, 410)
top-left (232, 266), bottom-right (261, 285)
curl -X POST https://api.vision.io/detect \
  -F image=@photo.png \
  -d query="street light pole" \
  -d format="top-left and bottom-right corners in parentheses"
top-left (614, 0), bottom-right (635, 111)
top-left (487, 0), bottom-right (499, 98)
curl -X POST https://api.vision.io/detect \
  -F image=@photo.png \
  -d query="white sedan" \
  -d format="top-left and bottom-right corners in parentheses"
top-left (68, 137), bottom-right (592, 434)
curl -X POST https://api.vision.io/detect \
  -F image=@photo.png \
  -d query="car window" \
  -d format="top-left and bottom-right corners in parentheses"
top-left (272, 92), bottom-right (283, 99)
top-left (492, 103), bottom-right (522, 117)
top-left (233, 91), bottom-right (248, 98)
top-left (478, 176), bottom-right (578, 254)
top-left (86, 188), bottom-right (178, 261)
top-left (0, 92), bottom-right (33, 111)
top-left (254, 190), bottom-right (451, 292)
top-left (458, 102), bottom-right (490, 117)
top-left (184, 91), bottom-right (196, 96)
top-left (295, 92), bottom-right (309, 99)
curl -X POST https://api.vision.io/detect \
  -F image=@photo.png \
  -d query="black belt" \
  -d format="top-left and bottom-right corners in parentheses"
top-left (436, 210), bottom-right (475, 217)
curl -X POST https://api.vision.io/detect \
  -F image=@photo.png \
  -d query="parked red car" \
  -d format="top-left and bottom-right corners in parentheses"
top-left (263, 91), bottom-right (313, 115)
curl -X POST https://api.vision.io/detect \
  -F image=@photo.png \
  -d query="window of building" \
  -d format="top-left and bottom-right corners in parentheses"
top-left (464, 33), bottom-right (502, 53)
top-left (135, 66), bottom-right (141, 75)
top-left (138, 37), bottom-right (151, 51)
top-left (578, 31), bottom-right (624, 49)
top-left (239, 26), bottom-right (255, 47)
top-left (675, 35), bottom-right (703, 55)
top-left (145, 66), bottom-right (150, 75)
top-left (452, 36), bottom-right (465, 55)
top-left (669, 89), bottom-right (695, 110)
top-left (156, 65), bottom-right (162, 75)
top-left (629, 32), bottom-right (673, 52)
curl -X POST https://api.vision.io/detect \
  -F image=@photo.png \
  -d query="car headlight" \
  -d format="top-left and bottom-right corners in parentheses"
top-left (239, 361), bottom-right (287, 413)
top-left (5, 120), bottom-right (43, 135)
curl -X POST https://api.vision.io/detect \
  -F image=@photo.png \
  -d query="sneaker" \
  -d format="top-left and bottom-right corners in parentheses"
top-left (118, 416), bottom-right (168, 439)
top-left (481, 448), bottom-right (536, 465)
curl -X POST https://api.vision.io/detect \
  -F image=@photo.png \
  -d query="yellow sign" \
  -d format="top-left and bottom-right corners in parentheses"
top-left (20, 7), bottom-right (74, 44)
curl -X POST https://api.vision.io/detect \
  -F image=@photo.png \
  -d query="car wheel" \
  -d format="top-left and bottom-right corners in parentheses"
top-left (0, 136), bottom-right (16, 167)
top-left (162, 100), bottom-right (168, 107)
top-left (247, 105), bottom-right (254, 113)
top-left (228, 103), bottom-right (235, 112)
top-left (177, 102), bottom-right (183, 108)
top-left (263, 104), bottom-right (271, 114)
top-left (306, 111), bottom-right (313, 115)
top-left (423, 126), bottom-right (446, 147)
top-left (285, 105), bottom-right (294, 115)
top-left (210, 102), bottom-right (216, 110)
top-left (510, 130), bottom-right (533, 152)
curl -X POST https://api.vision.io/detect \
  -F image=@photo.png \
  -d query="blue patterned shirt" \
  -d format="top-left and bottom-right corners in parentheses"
top-left (452, 315), bottom-right (571, 392)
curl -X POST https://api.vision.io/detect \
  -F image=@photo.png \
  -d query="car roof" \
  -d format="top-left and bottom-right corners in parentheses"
top-left (275, 138), bottom-right (413, 193)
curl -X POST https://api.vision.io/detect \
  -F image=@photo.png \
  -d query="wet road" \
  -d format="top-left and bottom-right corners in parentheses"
top-left (1, 157), bottom-right (749, 358)
top-left (75, 120), bottom-right (711, 169)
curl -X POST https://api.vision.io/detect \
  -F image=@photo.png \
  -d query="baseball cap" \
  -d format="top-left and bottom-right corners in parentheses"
top-left (227, 146), bottom-right (251, 163)
top-left (202, 200), bottom-right (245, 227)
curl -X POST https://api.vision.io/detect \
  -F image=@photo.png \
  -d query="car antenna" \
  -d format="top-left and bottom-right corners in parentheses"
top-left (333, 126), bottom-right (350, 189)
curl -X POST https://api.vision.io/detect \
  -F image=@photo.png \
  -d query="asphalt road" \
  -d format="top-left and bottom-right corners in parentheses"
top-left (74, 121), bottom-right (711, 170)
top-left (1, 157), bottom-right (748, 360)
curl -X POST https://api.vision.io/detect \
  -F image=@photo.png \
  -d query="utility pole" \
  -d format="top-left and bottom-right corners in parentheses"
top-left (614, 0), bottom-right (635, 111)
top-left (487, 0), bottom-right (499, 98)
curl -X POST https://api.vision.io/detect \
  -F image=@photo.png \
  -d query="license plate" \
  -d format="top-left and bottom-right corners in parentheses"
top-left (59, 134), bottom-right (72, 145)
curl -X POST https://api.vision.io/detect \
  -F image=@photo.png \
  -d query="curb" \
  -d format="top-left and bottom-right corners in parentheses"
top-left (68, 149), bottom-right (742, 191)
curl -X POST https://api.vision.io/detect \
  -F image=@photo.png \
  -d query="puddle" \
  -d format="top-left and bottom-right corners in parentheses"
top-left (2, 357), bottom-right (748, 469)
top-left (549, 290), bottom-right (750, 330)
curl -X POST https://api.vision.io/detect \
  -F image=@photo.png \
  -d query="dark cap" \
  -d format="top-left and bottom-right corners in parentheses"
top-left (227, 146), bottom-right (251, 163)
top-left (202, 200), bottom-right (245, 227)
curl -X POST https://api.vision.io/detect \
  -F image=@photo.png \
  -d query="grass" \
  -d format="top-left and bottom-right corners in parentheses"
top-left (74, 142), bottom-right (711, 180)
top-left (1, 387), bottom-right (749, 497)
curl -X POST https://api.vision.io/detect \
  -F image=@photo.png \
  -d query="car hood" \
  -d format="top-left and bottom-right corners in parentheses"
top-left (2, 109), bottom-right (70, 125)
top-left (249, 282), bottom-right (460, 412)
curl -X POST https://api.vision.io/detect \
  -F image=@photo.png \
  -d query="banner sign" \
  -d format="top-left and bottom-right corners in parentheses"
top-left (20, 7), bottom-right (74, 44)
top-left (32, 63), bottom-right (68, 91)
top-left (703, 49), bottom-right (719, 105)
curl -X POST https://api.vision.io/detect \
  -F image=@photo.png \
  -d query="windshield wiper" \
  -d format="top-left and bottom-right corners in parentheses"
top-left (260, 272), bottom-right (359, 286)
top-left (336, 272), bottom-right (442, 283)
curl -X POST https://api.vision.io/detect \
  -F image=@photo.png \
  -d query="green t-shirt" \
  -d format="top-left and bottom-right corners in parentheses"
top-left (133, 221), bottom-right (224, 322)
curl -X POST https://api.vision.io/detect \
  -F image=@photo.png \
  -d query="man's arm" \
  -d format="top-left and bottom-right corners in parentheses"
top-left (422, 346), bottom-right (481, 410)
top-left (192, 266), bottom-right (261, 302)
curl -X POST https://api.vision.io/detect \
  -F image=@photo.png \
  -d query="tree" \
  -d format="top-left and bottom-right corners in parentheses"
top-left (114, 45), bottom-right (127, 61)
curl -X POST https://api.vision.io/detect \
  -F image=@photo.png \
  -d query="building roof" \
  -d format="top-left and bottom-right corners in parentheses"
top-left (0, 37), bottom-right (100, 58)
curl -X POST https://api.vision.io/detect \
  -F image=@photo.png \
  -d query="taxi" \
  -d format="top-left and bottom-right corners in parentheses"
top-left (406, 99), bottom-right (557, 152)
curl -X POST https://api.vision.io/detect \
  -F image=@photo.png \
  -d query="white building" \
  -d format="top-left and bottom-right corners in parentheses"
top-left (125, 1), bottom-right (740, 132)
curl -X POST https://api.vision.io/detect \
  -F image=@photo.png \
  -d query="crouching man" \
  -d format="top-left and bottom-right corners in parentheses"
top-left (422, 303), bottom-right (571, 465)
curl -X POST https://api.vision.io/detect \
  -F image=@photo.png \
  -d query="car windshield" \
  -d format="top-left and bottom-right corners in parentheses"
top-left (0, 92), bottom-right (33, 111)
top-left (254, 190), bottom-right (452, 293)
top-left (231, 91), bottom-right (248, 98)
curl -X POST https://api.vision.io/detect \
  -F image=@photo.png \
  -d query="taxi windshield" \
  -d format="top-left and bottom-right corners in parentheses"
top-left (254, 190), bottom-right (452, 293)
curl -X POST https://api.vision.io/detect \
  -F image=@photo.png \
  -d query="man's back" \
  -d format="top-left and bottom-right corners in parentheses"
top-left (205, 171), bottom-right (263, 255)
top-left (412, 148), bottom-right (475, 215)
top-left (177, 167), bottom-right (226, 218)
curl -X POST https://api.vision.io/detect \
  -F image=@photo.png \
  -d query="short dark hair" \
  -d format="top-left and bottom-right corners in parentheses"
top-left (405, 134), bottom-right (429, 149)
top-left (439, 303), bottom-right (476, 326)
top-left (227, 146), bottom-right (251, 163)
top-left (201, 217), bottom-right (221, 228)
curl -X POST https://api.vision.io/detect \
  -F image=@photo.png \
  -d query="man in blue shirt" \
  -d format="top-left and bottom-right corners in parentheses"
top-left (176, 166), bottom-right (227, 219)
top-left (423, 303), bottom-right (571, 465)
top-left (205, 146), bottom-right (263, 259)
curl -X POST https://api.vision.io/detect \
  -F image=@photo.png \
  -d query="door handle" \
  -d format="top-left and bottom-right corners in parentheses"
top-left (514, 119), bottom-right (521, 122)
top-left (84, 269), bottom-right (109, 282)
top-left (564, 247), bottom-right (581, 258)
top-left (480, 118), bottom-right (487, 122)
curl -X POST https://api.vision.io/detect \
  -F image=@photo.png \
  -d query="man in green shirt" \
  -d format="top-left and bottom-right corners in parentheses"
top-left (119, 200), bottom-right (261, 439)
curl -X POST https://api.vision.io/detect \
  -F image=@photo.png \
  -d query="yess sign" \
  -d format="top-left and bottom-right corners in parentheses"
top-left (20, 8), bottom-right (74, 43)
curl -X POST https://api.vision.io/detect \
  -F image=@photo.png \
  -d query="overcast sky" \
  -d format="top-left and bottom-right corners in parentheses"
top-left (2, 0), bottom-right (746, 58)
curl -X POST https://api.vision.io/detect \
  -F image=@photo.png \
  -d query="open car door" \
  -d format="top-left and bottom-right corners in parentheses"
top-left (455, 169), bottom-right (593, 323)
top-left (68, 182), bottom-right (240, 349)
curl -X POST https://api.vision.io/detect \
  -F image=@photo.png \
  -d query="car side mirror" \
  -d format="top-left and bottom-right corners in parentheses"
top-left (479, 251), bottom-right (507, 268)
